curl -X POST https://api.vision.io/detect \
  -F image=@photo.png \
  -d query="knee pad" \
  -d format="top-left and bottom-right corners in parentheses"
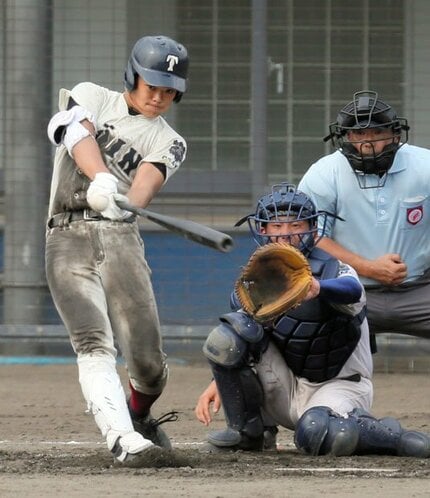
top-left (294, 406), bottom-right (359, 456)
top-left (203, 312), bottom-right (264, 367)
top-left (203, 322), bottom-right (248, 367)
top-left (320, 414), bottom-right (359, 456)
top-left (219, 312), bottom-right (264, 343)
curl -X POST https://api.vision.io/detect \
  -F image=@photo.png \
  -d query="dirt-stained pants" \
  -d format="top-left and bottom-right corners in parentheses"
top-left (45, 219), bottom-right (168, 394)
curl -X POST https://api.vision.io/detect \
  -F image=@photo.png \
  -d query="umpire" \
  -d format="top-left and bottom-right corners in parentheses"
top-left (299, 90), bottom-right (430, 341)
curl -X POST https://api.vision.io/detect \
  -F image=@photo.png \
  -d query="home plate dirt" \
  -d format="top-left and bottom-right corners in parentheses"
top-left (0, 362), bottom-right (428, 497)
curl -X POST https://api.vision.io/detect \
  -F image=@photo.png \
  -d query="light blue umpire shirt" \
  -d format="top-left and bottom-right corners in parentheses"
top-left (298, 143), bottom-right (430, 286)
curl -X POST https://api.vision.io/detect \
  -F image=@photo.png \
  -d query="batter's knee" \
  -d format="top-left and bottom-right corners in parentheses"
top-left (294, 406), bottom-right (359, 456)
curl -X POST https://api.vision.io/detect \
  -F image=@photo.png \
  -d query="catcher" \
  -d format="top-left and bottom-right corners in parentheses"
top-left (195, 183), bottom-right (430, 458)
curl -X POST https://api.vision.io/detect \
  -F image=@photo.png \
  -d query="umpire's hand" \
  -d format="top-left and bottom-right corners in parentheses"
top-left (368, 253), bottom-right (407, 286)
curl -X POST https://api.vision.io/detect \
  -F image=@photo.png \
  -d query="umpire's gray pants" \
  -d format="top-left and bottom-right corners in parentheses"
top-left (45, 219), bottom-right (168, 394)
top-left (365, 273), bottom-right (430, 340)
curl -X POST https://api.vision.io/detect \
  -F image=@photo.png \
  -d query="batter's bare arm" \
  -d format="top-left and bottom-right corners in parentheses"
top-left (70, 120), bottom-right (109, 178)
top-left (127, 162), bottom-right (165, 208)
top-left (318, 237), bottom-right (407, 286)
top-left (66, 123), bottom-right (130, 219)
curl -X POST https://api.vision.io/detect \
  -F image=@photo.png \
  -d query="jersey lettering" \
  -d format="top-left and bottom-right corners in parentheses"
top-left (166, 55), bottom-right (179, 72)
top-left (104, 137), bottom-right (126, 157)
top-left (97, 126), bottom-right (123, 151)
top-left (97, 124), bottom-right (143, 175)
top-left (118, 148), bottom-right (143, 175)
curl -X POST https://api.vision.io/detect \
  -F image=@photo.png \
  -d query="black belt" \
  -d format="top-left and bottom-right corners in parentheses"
top-left (339, 373), bottom-right (361, 383)
top-left (47, 209), bottom-right (136, 228)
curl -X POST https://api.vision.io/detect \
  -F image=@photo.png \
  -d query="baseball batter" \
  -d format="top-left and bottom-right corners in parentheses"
top-left (195, 184), bottom-right (430, 457)
top-left (46, 35), bottom-right (189, 465)
top-left (298, 90), bottom-right (430, 340)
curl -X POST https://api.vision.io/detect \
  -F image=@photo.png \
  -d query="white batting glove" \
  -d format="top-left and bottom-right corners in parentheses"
top-left (86, 172), bottom-right (132, 221)
top-left (101, 194), bottom-right (133, 221)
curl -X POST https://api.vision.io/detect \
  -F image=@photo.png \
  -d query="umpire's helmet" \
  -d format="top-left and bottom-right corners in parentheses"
top-left (236, 183), bottom-right (327, 253)
top-left (124, 35), bottom-right (189, 103)
top-left (324, 91), bottom-right (409, 186)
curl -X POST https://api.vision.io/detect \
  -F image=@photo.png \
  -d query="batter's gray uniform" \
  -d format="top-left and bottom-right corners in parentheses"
top-left (46, 82), bottom-right (186, 392)
top-left (46, 35), bottom-right (190, 464)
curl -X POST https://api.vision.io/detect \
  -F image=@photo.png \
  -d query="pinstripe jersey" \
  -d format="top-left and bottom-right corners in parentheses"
top-left (48, 82), bottom-right (187, 217)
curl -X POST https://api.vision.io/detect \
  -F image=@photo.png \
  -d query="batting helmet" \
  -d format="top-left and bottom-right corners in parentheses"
top-left (324, 91), bottom-right (409, 185)
top-left (124, 35), bottom-right (189, 103)
top-left (236, 183), bottom-right (327, 253)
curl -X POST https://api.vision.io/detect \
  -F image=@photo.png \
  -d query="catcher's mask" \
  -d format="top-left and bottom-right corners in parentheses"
top-left (236, 183), bottom-right (328, 254)
top-left (124, 35), bottom-right (189, 103)
top-left (323, 90), bottom-right (409, 188)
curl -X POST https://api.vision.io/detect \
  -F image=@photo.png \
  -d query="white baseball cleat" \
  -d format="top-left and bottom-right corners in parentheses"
top-left (109, 430), bottom-right (154, 464)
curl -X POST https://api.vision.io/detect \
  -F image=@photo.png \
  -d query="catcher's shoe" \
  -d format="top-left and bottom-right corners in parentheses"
top-left (129, 409), bottom-right (178, 449)
top-left (206, 427), bottom-right (264, 452)
top-left (263, 426), bottom-right (279, 450)
top-left (398, 431), bottom-right (430, 458)
top-left (109, 430), bottom-right (154, 465)
top-left (379, 417), bottom-right (430, 457)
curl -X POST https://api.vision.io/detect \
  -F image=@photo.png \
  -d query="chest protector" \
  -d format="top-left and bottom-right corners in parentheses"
top-left (270, 247), bottom-right (364, 383)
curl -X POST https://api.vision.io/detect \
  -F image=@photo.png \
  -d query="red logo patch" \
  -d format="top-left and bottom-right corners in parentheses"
top-left (406, 206), bottom-right (423, 225)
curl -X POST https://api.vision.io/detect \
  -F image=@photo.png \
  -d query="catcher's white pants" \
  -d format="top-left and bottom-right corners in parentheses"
top-left (255, 342), bottom-right (373, 430)
top-left (45, 219), bottom-right (168, 394)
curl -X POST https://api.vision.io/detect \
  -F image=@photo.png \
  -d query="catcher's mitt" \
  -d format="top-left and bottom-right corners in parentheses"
top-left (235, 242), bottom-right (313, 323)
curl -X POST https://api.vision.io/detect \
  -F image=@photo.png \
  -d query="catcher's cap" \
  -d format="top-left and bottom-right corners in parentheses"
top-left (235, 183), bottom-right (316, 227)
top-left (235, 182), bottom-right (325, 252)
top-left (236, 183), bottom-right (331, 253)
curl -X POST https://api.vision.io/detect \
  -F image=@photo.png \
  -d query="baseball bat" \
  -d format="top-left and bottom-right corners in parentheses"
top-left (116, 198), bottom-right (234, 253)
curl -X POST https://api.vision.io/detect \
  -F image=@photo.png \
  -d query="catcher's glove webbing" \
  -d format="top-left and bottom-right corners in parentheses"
top-left (235, 242), bottom-right (313, 323)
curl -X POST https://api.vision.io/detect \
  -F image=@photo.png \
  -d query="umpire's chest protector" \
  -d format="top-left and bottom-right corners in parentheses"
top-left (270, 248), bottom-right (362, 383)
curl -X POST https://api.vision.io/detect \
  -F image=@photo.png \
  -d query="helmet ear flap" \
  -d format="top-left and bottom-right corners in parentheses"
top-left (173, 92), bottom-right (183, 103)
top-left (124, 61), bottom-right (136, 91)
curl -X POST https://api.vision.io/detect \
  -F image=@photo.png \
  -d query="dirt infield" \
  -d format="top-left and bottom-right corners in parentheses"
top-left (0, 360), bottom-right (429, 497)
